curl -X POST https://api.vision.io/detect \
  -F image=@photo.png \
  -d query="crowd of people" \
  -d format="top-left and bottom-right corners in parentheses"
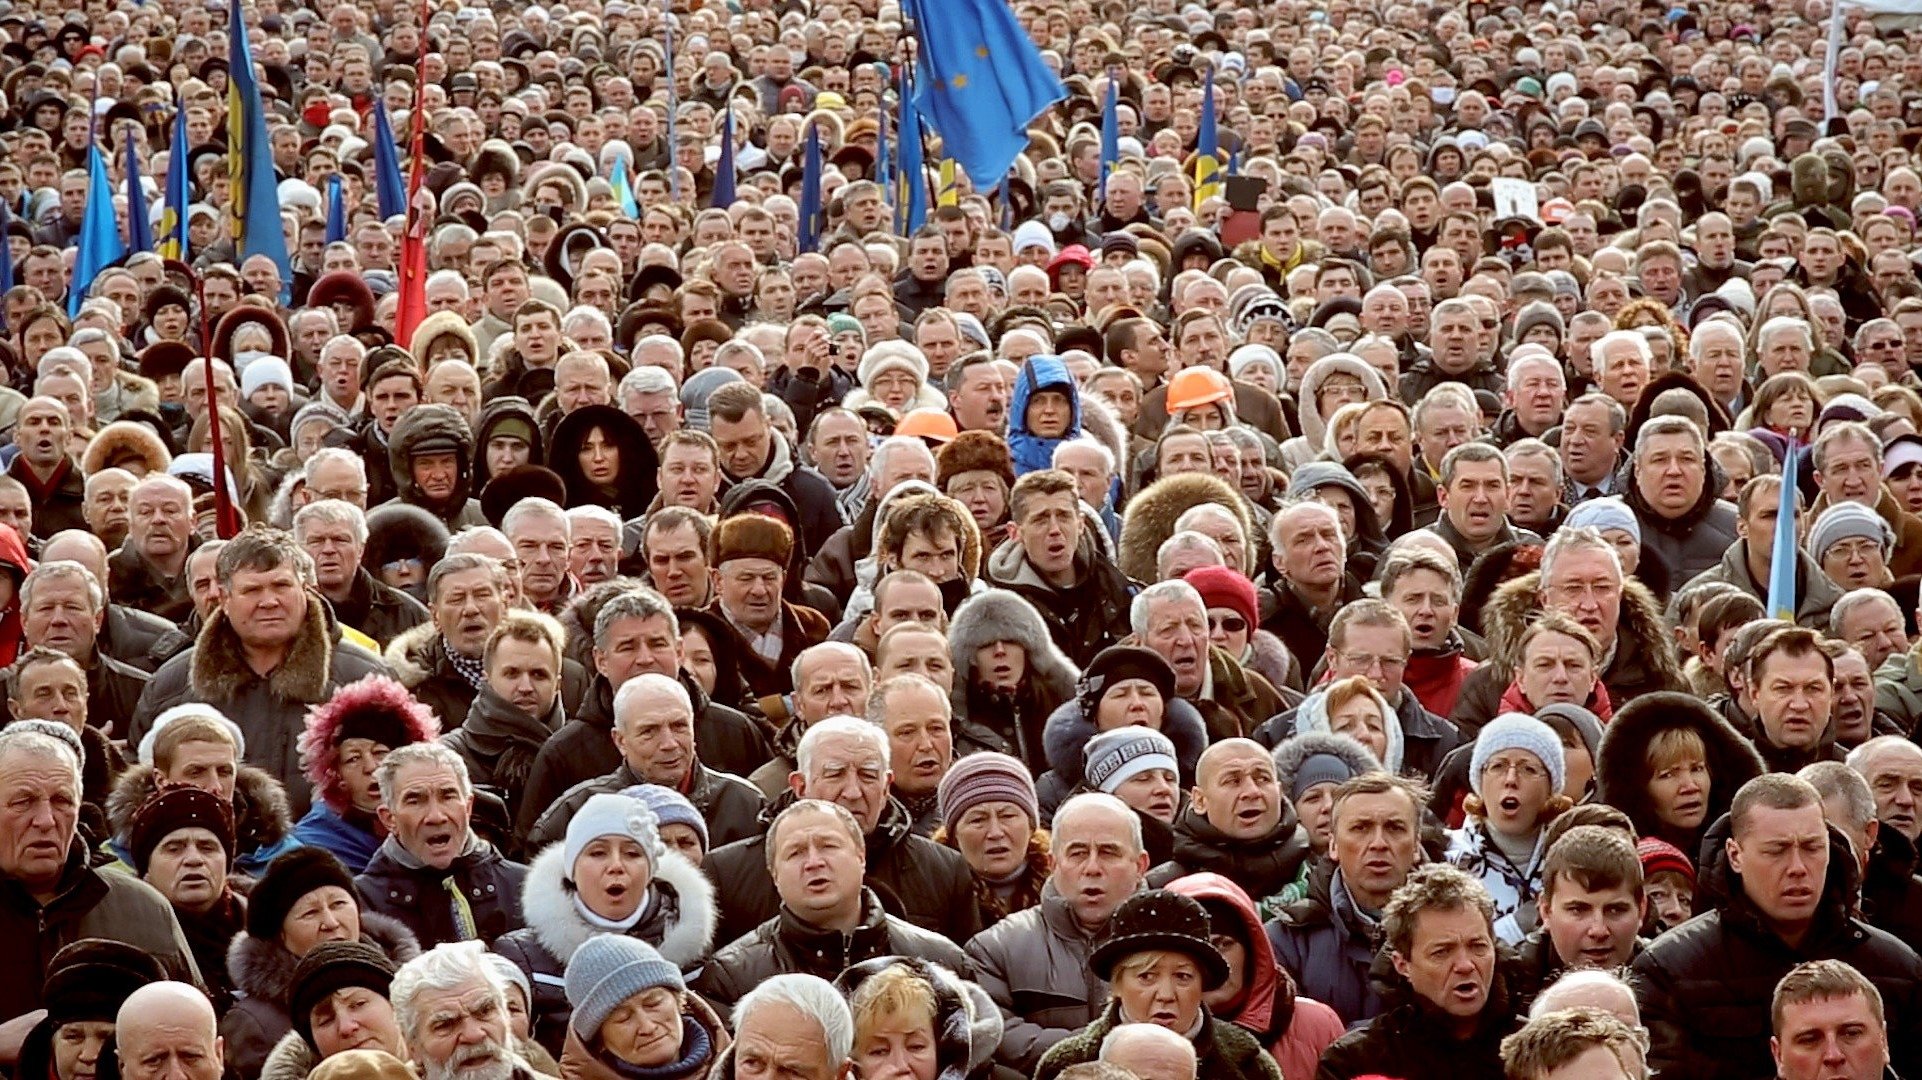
top-left (9, 0), bottom-right (1922, 1077)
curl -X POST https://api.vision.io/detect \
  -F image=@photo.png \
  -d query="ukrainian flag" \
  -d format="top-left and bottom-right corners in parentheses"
top-left (227, 0), bottom-right (290, 301)
top-left (69, 142), bottom-right (125, 317)
top-left (896, 66), bottom-right (927, 235)
top-left (1099, 77), bottom-right (1118, 202)
top-left (1193, 67), bottom-right (1221, 212)
top-left (902, 0), bottom-right (1063, 192)
top-left (157, 100), bottom-right (188, 261)
top-left (611, 157), bottom-right (640, 217)
top-left (1766, 438), bottom-right (1801, 620)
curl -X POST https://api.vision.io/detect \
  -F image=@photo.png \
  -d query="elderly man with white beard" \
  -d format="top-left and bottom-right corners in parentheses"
top-left (391, 943), bottom-right (542, 1080)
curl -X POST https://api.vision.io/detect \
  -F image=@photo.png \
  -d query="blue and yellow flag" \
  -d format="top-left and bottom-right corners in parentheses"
top-left (227, 0), bottom-right (290, 301)
top-left (895, 66), bottom-right (926, 235)
top-left (798, 121), bottom-right (823, 253)
top-left (371, 100), bottom-right (406, 219)
top-left (124, 134), bottom-right (153, 253)
top-left (1766, 438), bottom-right (1802, 620)
top-left (69, 142), bottom-right (125, 317)
top-left (901, 0), bottom-right (1063, 194)
top-left (610, 157), bottom-right (639, 218)
top-left (157, 103), bottom-right (189, 261)
top-left (874, 100), bottom-right (891, 209)
top-left (1193, 67), bottom-right (1221, 211)
top-left (1098, 77), bottom-right (1118, 202)
top-left (710, 106), bottom-right (736, 209)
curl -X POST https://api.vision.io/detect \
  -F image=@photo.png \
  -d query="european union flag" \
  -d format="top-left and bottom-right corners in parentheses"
top-left (1766, 436), bottom-right (1802, 620)
top-left (325, 173), bottom-right (347, 243)
top-left (798, 121), bottom-right (823, 253)
top-left (371, 100), bottom-right (406, 219)
top-left (710, 106), bottom-right (736, 209)
top-left (157, 100), bottom-right (189, 261)
top-left (125, 133), bottom-right (153, 253)
top-left (1193, 66), bottom-right (1221, 211)
top-left (227, 0), bottom-right (291, 301)
top-left (902, 0), bottom-right (1063, 193)
top-left (1098, 76), bottom-right (1118, 202)
top-left (896, 67), bottom-right (927, 235)
top-left (610, 157), bottom-right (639, 218)
top-left (69, 142), bottom-right (125, 318)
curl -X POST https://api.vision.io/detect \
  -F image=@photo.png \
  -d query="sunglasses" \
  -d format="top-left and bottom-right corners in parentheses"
top-left (1209, 614), bottom-right (1248, 634)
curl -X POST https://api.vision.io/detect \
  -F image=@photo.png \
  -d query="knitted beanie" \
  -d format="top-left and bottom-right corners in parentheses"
top-left (937, 752), bottom-right (1040, 831)
top-left (1808, 501), bottom-right (1893, 560)
top-left (248, 847), bottom-right (358, 939)
top-left (564, 792), bottom-right (665, 879)
top-left (1084, 726), bottom-right (1179, 793)
top-left (240, 356), bottom-right (295, 399)
top-left (1184, 566), bottom-right (1259, 631)
top-left (619, 783), bottom-right (711, 852)
top-left (288, 940), bottom-right (398, 1053)
top-left (129, 785), bottom-right (236, 875)
top-left (564, 935), bottom-right (684, 1041)
top-left (1291, 753), bottom-right (1360, 803)
top-left (1469, 713), bottom-right (1567, 798)
top-left (1637, 835), bottom-right (1697, 887)
top-left (1564, 496), bottom-right (1641, 544)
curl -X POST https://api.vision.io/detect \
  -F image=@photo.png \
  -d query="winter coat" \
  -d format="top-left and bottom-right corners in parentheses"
top-left (982, 536), bottom-right (1133, 669)
top-left (1314, 969), bottom-right (1518, 1080)
top-left (1864, 827), bottom-right (1922, 946)
top-left (1006, 355), bottom-right (1081, 477)
top-left (108, 537), bottom-right (199, 622)
top-left (719, 429), bottom-right (844, 560)
top-left (1444, 820), bottom-right (1549, 944)
top-left (8, 453), bottom-right (85, 538)
top-left (1035, 999), bottom-right (1283, 1080)
top-left (1615, 458), bottom-right (1741, 592)
top-left (101, 601), bottom-right (192, 672)
top-left (947, 589), bottom-right (1083, 770)
top-left (1674, 539), bottom-right (1845, 630)
top-left (1595, 690), bottom-right (1766, 857)
top-left (0, 842), bottom-right (201, 1023)
top-left (1035, 693), bottom-right (1209, 816)
top-left (519, 674), bottom-right (767, 836)
top-left (1632, 813), bottom-right (1922, 1080)
top-left (524, 760), bottom-right (765, 855)
top-left (835, 956), bottom-right (1002, 1080)
top-left (1507, 927), bottom-right (1646, 1018)
top-left (354, 834), bottom-right (528, 949)
top-left (1397, 353), bottom-right (1505, 406)
top-left (1190, 647), bottom-right (1290, 743)
top-left (713, 479), bottom-right (844, 622)
top-left (130, 596), bottom-right (390, 818)
top-left (1403, 633), bottom-right (1479, 719)
top-left (1451, 571), bottom-right (1684, 737)
top-left (1258, 574), bottom-right (1367, 690)
top-left (444, 686), bottom-right (565, 825)
top-left (105, 762), bottom-right (301, 878)
top-left (962, 880), bottom-right (1111, 1073)
top-left (384, 623), bottom-right (592, 736)
top-left (1146, 804), bottom-right (1313, 900)
top-left (547, 405), bottom-right (660, 519)
top-left (221, 908), bottom-right (419, 1078)
top-left (701, 789), bottom-right (979, 948)
top-left (1266, 860), bottom-right (1389, 1025)
top-left (558, 994), bottom-right (729, 1080)
top-left (1283, 357), bottom-right (1389, 469)
top-left (703, 596), bottom-right (831, 700)
top-left (694, 889), bottom-right (970, 1010)
top-left (292, 801), bottom-right (381, 873)
top-left (328, 567), bottom-right (430, 649)
top-left (493, 842), bottom-right (717, 1056)
top-left (387, 402), bottom-right (489, 530)
top-left (1165, 873), bottom-right (1345, 1079)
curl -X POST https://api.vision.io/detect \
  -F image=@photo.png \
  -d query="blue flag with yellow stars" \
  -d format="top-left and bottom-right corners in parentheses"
top-left (902, 0), bottom-right (1063, 192)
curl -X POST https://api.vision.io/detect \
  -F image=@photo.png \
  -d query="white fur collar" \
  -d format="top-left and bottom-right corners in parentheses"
top-left (519, 841), bottom-right (717, 969)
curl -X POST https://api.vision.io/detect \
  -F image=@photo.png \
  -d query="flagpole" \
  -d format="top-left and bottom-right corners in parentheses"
top-left (663, 0), bottom-right (680, 202)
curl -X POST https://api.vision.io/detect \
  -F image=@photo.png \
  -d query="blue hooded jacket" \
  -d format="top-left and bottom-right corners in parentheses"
top-left (1006, 354), bottom-right (1081, 477)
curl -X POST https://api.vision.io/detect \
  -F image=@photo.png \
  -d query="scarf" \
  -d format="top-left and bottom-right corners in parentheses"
top-left (443, 636), bottom-right (488, 691)
top-left (1497, 679), bottom-right (1613, 722)
top-left (600, 1018), bottom-right (714, 1080)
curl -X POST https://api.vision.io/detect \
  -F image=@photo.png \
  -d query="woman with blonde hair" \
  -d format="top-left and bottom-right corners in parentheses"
top-left (837, 958), bottom-right (1003, 1080)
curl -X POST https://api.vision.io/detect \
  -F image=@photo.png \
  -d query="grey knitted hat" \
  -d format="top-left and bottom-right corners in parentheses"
top-left (1469, 712), bottom-right (1568, 798)
top-left (1083, 726), bottom-right (1179, 794)
top-left (1808, 500), bottom-right (1892, 560)
top-left (563, 935), bottom-right (684, 1041)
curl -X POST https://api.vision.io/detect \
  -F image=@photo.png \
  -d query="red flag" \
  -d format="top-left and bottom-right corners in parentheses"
top-left (393, 2), bottom-right (433, 348)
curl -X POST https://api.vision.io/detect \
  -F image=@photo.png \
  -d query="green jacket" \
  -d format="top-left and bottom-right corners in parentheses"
top-left (1875, 644), bottom-right (1922, 732)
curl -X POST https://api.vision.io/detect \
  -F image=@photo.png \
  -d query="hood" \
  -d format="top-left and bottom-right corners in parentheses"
top-left (297, 675), bottom-right (442, 812)
top-left (472, 396), bottom-right (544, 489)
top-left (1293, 687), bottom-right (1404, 773)
top-left (1296, 355), bottom-right (1388, 448)
top-left (227, 908), bottom-right (420, 1005)
top-left (518, 840), bottom-right (717, 968)
top-left (1271, 730), bottom-right (1383, 797)
top-left (83, 419), bottom-right (173, 476)
top-left (547, 404), bottom-right (659, 517)
top-left (1475, 570), bottom-right (1685, 693)
top-left (835, 956), bottom-right (1002, 1080)
top-left (1078, 394), bottom-right (1130, 485)
top-left (108, 761), bottom-right (296, 852)
top-left (947, 588), bottom-right (1081, 714)
top-left (1287, 461), bottom-right (1386, 550)
top-left (1118, 472), bottom-right (1255, 582)
top-left (1615, 450), bottom-right (1730, 538)
top-left (1040, 694), bottom-right (1210, 786)
top-left (388, 403), bottom-right (476, 510)
top-left (1595, 690), bottom-right (1765, 850)
top-left (409, 311), bottom-right (478, 368)
top-left (0, 520), bottom-right (32, 580)
top-left (1164, 872), bottom-right (1282, 1037)
top-left (1006, 355), bottom-right (1081, 476)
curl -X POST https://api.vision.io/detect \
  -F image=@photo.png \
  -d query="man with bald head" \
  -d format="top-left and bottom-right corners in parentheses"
top-left (109, 475), bottom-right (201, 623)
top-left (1147, 738), bottom-right (1308, 897)
top-left (1849, 736), bottom-right (1922, 843)
top-left (116, 983), bottom-right (223, 1080)
top-left (1529, 969), bottom-right (1642, 1027)
top-left (1100, 1023), bottom-right (1198, 1080)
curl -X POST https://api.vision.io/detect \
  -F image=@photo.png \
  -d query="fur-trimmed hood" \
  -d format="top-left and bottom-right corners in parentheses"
top-left (473, 396), bottom-right (544, 489)
top-left (1473, 569), bottom-right (1686, 691)
top-left (1271, 730), bottom-right (1384, 796)
top-left (410, 310), bottom-right (479, 367)
top-left (227, 908), bottom-right (420, 1007)
top-left (383, 620), bottom-right (442, 690)
top-left (517, 839), bottom-right (717, 969)
top-left (83, 418), bottom-right (172, 476)
top-left (388, 403), bottom-right (476, 511)
top-left (472, 140), bottom-right (522, 185)
top-left (107, 760), bottom-right (294, 853)
top-left (1117, 473), bottom-right (1255, 583)
top-left (1296, 354), bottom-right (1388, 448)
top-left (1040, 694), bottom-right (1210, 787)
top-left (1596, 690), bottom-right (1765, 850)
top-left (835, 956), bottom-right (1002, 1080)
top-left (193, 593), bottom-right (340, 705)
top-left (525, 161), bottom-right (589, 213)
top-left (947, 589), bottom-right (1080, 714)
top-left (298, 674), bottom-right (442, 812)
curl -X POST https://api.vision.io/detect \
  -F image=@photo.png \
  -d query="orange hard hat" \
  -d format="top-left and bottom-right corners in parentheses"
top-left (896, 408), bottom-right (960, 445)
top-left (1166, 367), bottom-right (1233, 413)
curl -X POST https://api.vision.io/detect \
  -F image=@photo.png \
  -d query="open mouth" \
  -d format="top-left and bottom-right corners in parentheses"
top-left (1236, 804), bottom-right (1267, 825)
top-left (1498, 795), bottom-right (1522, 814)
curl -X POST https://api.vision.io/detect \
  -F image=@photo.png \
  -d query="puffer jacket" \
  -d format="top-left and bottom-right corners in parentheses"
top-left (221, 909), bottom-right (418, 1078)
top-left (962, 881), bottom-right (1111, 1074)
top-left (1314, 961), bottom-right (1518, 1080)
top-left (1146, 803), bottom-right (1313, 901)
top-left (492, 842), bottom-right (717, 1056)
top-left (693, 889), bottom-right (969, 1010)
top-left (701, 789), bottom-right (979, 948)
top-left (386, 402), bottom-right (488, 529)
top-left (1632, 813), bottom-right (1922, 1080)
top-left (523, 759), bottom-right (764, 854)
top-left (354, 834), bottom-right (528, 949)
top-left (1035, 999), bottom-right (1283, 1080)
top-left (1265, 860), bottom-right (1388, 1026)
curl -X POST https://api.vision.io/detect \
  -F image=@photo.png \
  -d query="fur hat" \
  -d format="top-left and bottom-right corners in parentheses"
top-left (138, 341), bottom-right (195, 381)
top-left (300, 675), bottom-right (441, 811)
top-left (129, 785), bottom-right (235, 874)
top-left (1089, 889), bottom-right (1229, 988)
top-left (308, 272), bottom-right (378, 329)
top-left (307, 1050), bottom-right (416, 1080)
top-left (936, 430), bottom-right (1015, 491)
top-left (248, 847), bottom-right (359, 940)
top-left (362, 503), bottom-right (451, 577)
top-left (82, 419), bottom-right (172, 476)
top-left (288, 940), bottom-right (398, 1052)
top-left (39, 940), bottom-right (167, 1026)
top-left (481, 466), bottom-right (567, 527)
top-left (857, 341), bottom-right (930, 390)
top-left (710, 512), bottom-right (793, 567)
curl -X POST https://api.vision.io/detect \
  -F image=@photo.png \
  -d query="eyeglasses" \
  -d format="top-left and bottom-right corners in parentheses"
top-left (1336, 650), bottom-right (1408, 672)
top-left (1482, 758), bottom-right (1548, 783)
top-left (1209, 614), bottom-right (1248, 634)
